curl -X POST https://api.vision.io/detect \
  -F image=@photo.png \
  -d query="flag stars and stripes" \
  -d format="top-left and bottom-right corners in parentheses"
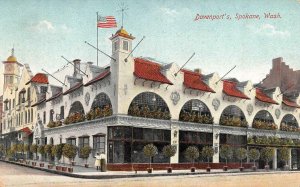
top-left (97, 16), bottom-right (117, 28)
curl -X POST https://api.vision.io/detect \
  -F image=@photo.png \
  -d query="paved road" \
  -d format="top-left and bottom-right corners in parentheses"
top-left (1, 162), bottom-right (300, 187)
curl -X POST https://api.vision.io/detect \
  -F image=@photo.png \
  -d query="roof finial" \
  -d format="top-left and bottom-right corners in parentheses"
top-left (11, 44), bottom-right (15, 56)
top-left (118, 2), bottom-right (128, 28)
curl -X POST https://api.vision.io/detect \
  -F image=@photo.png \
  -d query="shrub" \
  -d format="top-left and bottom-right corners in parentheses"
top-left (220, 145), bottom-right (233, 166)
top-left (201, 146), bottom-right (214, 167)
top-left (185, 146), bottom-right (199, 167)
top-left (278, 147), bottom-right (289, 166)
top-left (44, 144), bottom-right (53, 162)
top-left (62, 144), bottom-right (77, 166)
top-left (37, 145), bottom-right (45, 155)
top-left (248, 149), bottom-right (260, 167)
top-left (235, 148), bottom-right (247, 167)
top-left (260, 147), bottom-right (274, 166)
top-left (143, 144), bottom-right (158, 168)
top-left (30, 144), bottom-right (38, 154)
top-left (80, 146), bottom-right (92, 164)
top-left (51, 144), bottom-right (64, 163)
top-left (162, 145), bottom-right (177, 166)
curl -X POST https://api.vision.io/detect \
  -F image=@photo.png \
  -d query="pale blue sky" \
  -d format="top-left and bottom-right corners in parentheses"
top-left (1, 0), bottom-right (300, 93)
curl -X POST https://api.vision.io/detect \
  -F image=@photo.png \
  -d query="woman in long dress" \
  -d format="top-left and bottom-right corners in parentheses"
top-left (95, 152), bottom-right (101, 170)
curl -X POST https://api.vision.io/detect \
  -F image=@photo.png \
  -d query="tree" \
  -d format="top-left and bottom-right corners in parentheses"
top-left (30, 144), bottom-right (38, 160)
top-left (62, 144), bottom-right (77, 167)
top-left (185, 146), bottom-right (199, 167)
top-left (220, 145), bottom-right (233, 166)
top-left (248, 148), bottom-right (260, 167)
top-left (278, 147), bottom-right (289, 168)
top-left (51, 144), bottom-right (64, 164)
top-left (201, 146), bottom-right (214, 167)
top-left (24, 145), bottom-right (30, 159)
top-left (37, 145), bottom-right (45, 161)
top-left (162, 145), bottom-right (177, 167)
top-left (44, 144), bottom-right (53, 162)
top-left (17, 144), bottom-right (25, 160)
top-left (260, 147), bottom-right (274, 166)
top-left (80, 146), bottom-right (92, 165)
top-left (235, 148), bottom-right (247, 167)
top-left (143, 144), bottom-right (158, 169)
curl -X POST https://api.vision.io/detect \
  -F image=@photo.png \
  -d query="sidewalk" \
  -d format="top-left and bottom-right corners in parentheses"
top-left (1, 159), bottom-right (299, 179)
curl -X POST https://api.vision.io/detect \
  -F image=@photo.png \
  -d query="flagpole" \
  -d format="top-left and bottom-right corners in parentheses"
top-left (96, 12), bottom-right (99, 66)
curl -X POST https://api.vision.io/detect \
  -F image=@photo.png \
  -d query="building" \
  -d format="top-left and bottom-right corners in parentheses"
top-left (2, 27), bottom-right (300, 170)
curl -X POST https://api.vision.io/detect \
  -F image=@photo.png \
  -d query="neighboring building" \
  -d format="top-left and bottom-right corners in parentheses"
top-left (0, 95), bottom-right (3, 144)
top-left (262, 57), bottom-right (300, 95)
top-left (2, 28), bottom-right (300, 170)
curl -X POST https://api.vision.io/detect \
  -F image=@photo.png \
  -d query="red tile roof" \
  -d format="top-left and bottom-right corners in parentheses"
top-left (134, 58), bottom-right (173, 85)
top-left (46, 92), bottom-right (62, 102)
top-left (63, 82), bottom-right (83, 95)
top-left (181, 69), bottom-right (215, 93)
top-left (84, 69), bottom-right (110, 87)
top-left (31, 98), bottom-right (46, 107)
top-left (255, 88), bottom-right (278, 104)
top-left (20, 127), bottom-right (32, 135)
top-left (282, 97), bottom-right (300, 108)
top-left (26, 73), bottom-right (48, 85)
top-left (223, 80), bottom-right (250, 99)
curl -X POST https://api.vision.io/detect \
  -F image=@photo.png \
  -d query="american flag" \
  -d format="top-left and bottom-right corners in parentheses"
top-left (97, 16), bottom-right (117, 28)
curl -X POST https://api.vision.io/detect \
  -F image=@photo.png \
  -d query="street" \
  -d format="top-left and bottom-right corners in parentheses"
top-left (0, 162), bottom-right (300, 187)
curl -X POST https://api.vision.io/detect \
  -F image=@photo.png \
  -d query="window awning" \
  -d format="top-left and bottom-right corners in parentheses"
top-left (255, 88), bottom-right (278, 105)
top-left (181, 69), bottom-right (215, 93)
top-left (282, 97), bottom-right (300, 108)
top-left (223, 80), bottom-right (249, 99)
top-left (134, 58), bottom-right (173, 85)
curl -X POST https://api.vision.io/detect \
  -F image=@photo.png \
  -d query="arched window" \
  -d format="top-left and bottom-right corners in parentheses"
top-left (28, 110), bottom-right (30, 124)
top-left (68, 101), bottom-right (84, 116)
top-left (31, 108), bottom-right (33, 122)
top-left (25, 111), bottom-right (27, 124)
top-left (219, 105), bottom-right (248, 128)
top-left (280, 114), bottom-right (299, 132)
top-left (50, 137), bottom-right (54, 145)
top-left (252, 110), bottom-right (277, 130)
top-left (179, 99), bottom-right (213, 124)
top-left (86, 93), bottom-right (113, 120)
top-left (128, 92), bottom-right (171, 120)
top-left (64, 101), bottom-right (85, 124)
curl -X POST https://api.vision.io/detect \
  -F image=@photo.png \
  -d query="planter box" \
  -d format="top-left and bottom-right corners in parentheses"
top-left (223, 166), bottom-right (228, 171)
top-left (190, 167), bottom-right (196, 173)
top-left (206, 167), bottom-right (211, 172)
top-left (252, 166), bottom-right (257, 171)
top-left (68, 167), bottom-right (73, 173)
top-left (56, 166), bottom-right (62, 171)
top-left (147, 168), bottom-right (153, 173)
top-left (166, 167), bottom-right (172, 173)
top-left (26, 161), bottom-right (30, 165)
top-left (61, 166), bottom-right (68, 172)
top-left (239, 167), bottom-right (244, 172)
top-left (84, 164), bottom-right (89, 168)
top-left (40, 163), bottom-right (44, 167)
top-left (32, 162), bottom-right (36, 167)
top-left (71, 161), bottom-right (76, 166)
top-left (265, 165), bottom-right (270, 171)
top-left (48, 164), bottom-right (54, 169)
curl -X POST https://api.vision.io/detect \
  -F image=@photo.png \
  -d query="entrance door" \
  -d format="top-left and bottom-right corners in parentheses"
top-left (108, 142), bottom-right (113, 163)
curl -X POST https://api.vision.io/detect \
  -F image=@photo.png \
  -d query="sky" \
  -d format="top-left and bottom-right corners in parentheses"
top-left (1, 0), bottom-right (300, 93)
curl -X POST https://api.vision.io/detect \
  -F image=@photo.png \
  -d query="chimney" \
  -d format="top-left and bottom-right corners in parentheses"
top-left (194, 68), bottom-right (201, 74)
top-left (73, 59), bottom-right (81, 77)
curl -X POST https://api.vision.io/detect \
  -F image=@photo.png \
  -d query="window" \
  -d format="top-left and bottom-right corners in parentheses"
top-left (28, 110), bottom-right (30, 123)
top-left (67, 138), bottom-right (76, 146)
top-left (41, 86), bottom-right (47, 94)
top-left (60, 106), bottom-right (64, 119)
top-left (123, 40), bottom-right (129, 51)
top-left (79, 136), bottom-right (89, 148)
top-left (13, 99), bottom-right (15, 108)
top-left (93, 135), bottom-right (105, 155)
top-left (43, 111), bottom-right (46, 124)
top-left (114, 41), bottom-right (118, 51)
top-left (31, 108), bottom-right (33, 122)
top-left (50, 109), bottom-right (54, 122)
top-left (25, 111), bottom-right (27, 124)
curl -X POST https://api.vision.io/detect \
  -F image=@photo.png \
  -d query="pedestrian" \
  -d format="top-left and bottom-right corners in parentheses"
top-left (95, 152), bottom-right (101, 171)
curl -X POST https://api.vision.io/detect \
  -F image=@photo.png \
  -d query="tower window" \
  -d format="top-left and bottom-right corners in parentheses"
top-left (114, 41), bottom-right (118, 51)
top-left (123, 41), bottom-right (129, 51)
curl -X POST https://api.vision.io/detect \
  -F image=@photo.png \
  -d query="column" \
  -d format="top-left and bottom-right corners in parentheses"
top-left (170, 125), bottom-right (179, 163)
top-left (212, 131), bottom-right (220, 163)
top-left (288, 148), bottom-right (292, 170)
top-left (273, 148), bottom-right (277, 170)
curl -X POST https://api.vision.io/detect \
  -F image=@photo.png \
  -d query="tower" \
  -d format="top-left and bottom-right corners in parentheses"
top-left (2, 48), bottom-right (23, 91)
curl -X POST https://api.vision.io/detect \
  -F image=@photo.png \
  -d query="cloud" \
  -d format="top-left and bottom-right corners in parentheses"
top-left (30, 20), bottom-right (71, 33)
top-left (247, 24), bottom-right (290, 38)
top-left (160, 7), bottom-right (179, 17)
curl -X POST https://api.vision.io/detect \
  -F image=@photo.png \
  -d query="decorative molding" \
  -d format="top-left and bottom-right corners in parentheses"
top-left (84, 92), bottom-right (90, 106)
top-left (275, 108), bottom-right (281, 119)
top-left (212, 98), bottom-right (220, 111)
top-left (170, 91), bottom-right (180, 105)
top-left (246, 104), bottom-right (254, 116)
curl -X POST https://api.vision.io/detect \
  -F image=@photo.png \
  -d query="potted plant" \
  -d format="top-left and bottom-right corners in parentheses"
top-left (80, 146), bottom-right (92, 168)
top-left (24, 144), bottom-right (30, 160)
top-left (51, 144), bottom-right (64, 171)
top-left (62, 144), bottom-right (77, 173)
top-left (30, 144), bottom-right (38, 163)
top-left (260, 147), bottom-right (274, 171)
top-left (44, 144), bottom-right (54, 169)
top-left (6, 148), bottom-right (14, 161)
top-left (248, 148), bottom-right (260, 171)
top-left (37, 145), bottom-right (45, 167)
top-left (220, 145), bottom-right (233, 171)
top-left (17, 144), bottom-right (24, 162)
top-left (201, 146), bottom-right (214, 172)
top-left (235, 148), bottom-right (247, 172)
top-left (0, 144), bottom-right (4, 159)
top-left (11, 144), bottom-right (18, 161)
top-left (162, 145), bottom-right (177, 173)
top-left (184, 146), bottom-right (199, 172)
top-left (143, 144), bottom-right (158, 173)
top-left (278, 147), bottom-right (289, 171)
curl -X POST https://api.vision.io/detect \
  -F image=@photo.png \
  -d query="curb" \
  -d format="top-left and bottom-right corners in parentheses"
top-left (1, 160), bottom-right (300, 179)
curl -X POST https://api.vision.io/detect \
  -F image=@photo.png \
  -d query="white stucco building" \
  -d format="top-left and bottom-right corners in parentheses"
top-left (2, 27), bottom-right (300, 170)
